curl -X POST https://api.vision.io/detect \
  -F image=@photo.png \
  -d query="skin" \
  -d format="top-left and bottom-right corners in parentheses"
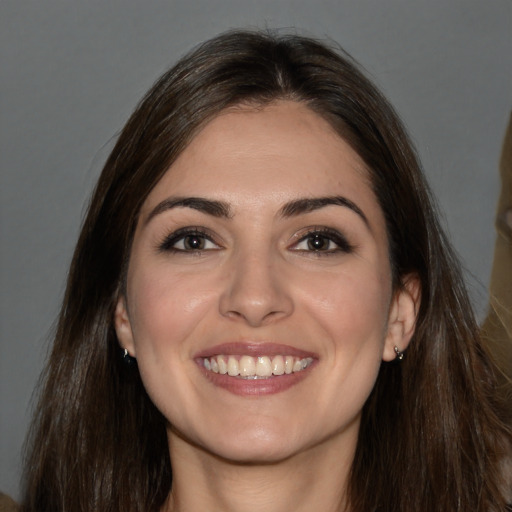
top-left (115, 101), bottom-right (420, 512)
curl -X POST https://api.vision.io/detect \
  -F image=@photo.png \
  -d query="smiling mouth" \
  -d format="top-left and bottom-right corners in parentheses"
top-left (201, 355), bottom-right (314, 379)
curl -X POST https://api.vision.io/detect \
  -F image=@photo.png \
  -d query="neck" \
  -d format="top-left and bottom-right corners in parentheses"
top-left (163, 428), bottom-right (357, 512)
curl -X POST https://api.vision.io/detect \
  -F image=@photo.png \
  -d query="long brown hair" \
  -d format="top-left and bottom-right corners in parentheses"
top-left (21, 30), bottom-right (511, 511)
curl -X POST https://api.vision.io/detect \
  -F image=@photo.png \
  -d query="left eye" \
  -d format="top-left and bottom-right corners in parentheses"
top-left (292, 230), bottom-right (352, 253)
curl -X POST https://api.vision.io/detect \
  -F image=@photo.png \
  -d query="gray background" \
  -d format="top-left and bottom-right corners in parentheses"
top-left (1, 0), bottom-right (511, 501)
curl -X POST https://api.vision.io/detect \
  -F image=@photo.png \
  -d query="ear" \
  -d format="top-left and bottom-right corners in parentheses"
top-left (114, 295), bottom-right (136, 357)
top-left (382, 274), bottom-right (421, 362)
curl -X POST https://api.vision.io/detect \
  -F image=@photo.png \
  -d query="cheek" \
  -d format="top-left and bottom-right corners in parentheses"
top-left (298, 264), bottom-right (391, 346)
top-left (127, 264), bottom-right (217, 356)
top-left (125, 265), bottom-right (219, 429)
top-left (300, 268), bottom-right (390, 419)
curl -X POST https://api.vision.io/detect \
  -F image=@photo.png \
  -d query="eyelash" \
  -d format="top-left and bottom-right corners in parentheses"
top-left (291, 227), bottom-right (354, 255)
top-left (158, 226), bottom-right (354, 256)
top-left (158, 227), bottom-right (220, 253)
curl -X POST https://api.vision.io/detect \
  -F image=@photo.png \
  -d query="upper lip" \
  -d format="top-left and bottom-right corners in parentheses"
top-left (194, 342), bottom-right (316, 359)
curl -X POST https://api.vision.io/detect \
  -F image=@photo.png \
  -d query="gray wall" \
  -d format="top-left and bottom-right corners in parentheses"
top-left (1, 0), bottom-right (511, 500)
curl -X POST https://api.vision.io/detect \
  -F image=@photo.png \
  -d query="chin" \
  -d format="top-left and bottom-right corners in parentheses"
top-left (208, 437), bottom-right (303, 465)
top-left (184, 420), bottom-right (309, 464)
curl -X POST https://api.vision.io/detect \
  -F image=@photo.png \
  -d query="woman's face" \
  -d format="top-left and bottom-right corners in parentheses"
top-left (115, 101), bottom-right (418, 463)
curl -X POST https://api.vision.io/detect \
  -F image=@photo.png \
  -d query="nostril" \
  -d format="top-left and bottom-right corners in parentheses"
top-left (219, 286), bottom-right (294, 327)
top-left (222, 306), bottom-right (290, 328)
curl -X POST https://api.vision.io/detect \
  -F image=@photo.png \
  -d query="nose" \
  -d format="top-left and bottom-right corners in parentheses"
top-left (219, 249), bottom-right (294, 327)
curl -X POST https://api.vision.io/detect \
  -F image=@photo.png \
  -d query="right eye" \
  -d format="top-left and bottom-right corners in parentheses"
top-left (159, 228), bottom-right (220, 253)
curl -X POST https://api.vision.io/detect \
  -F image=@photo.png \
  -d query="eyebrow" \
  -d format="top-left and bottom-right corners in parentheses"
top-left (145, 195), bottom-right (368, 227)
top-left (279, 196), bottom-right (369, 227)
top-left (145, 197), bottom-right (232, 225)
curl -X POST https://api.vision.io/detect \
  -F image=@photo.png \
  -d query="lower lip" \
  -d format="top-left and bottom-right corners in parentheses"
top-left (196, 361), bottom-right (315, 396)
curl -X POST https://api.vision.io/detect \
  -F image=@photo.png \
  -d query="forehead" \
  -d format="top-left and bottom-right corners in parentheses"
top-left (141, 101), bottom-right (378, 213)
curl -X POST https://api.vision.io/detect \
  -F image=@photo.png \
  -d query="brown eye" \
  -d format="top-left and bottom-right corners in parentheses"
top-left (306, 234), bottom-right (331, 251)
top-left (183, 235), bottom-right (206, 250)
top-left (159, 228), bottom-right (220, 253)
top-left (291, 228), bottom-right (354, 254)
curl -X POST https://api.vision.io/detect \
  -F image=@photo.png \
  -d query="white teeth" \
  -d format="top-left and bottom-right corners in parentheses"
top-left (239, 355), bottom-right (256, 376)
top-left (271, 355), bottom-right (285, 375)
top-left (256, 356), bottom-right (272, 377)
top-left (218, 356), bottom-right (227, 374)
top-left (203, 355), bottom-right (313, 378)
top-left (292, 359), bottom-right (303, 372)
top-left (227, 356), bottom-right (239, 376)
top-left (285, 356), bottom-right (294, 374)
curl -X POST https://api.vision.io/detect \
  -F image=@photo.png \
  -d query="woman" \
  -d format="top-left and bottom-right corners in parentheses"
top-left (20, 30), bottom-right (511, 511)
